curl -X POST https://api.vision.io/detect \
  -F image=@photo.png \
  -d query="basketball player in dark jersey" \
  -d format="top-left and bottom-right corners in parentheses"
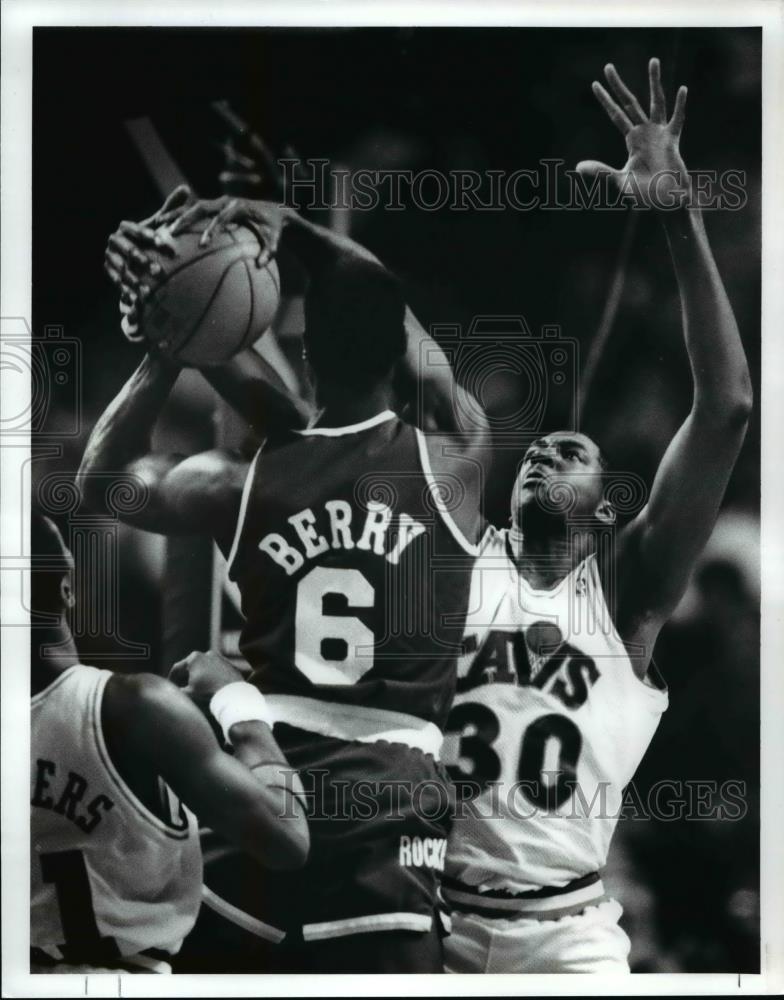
top-left (30, 511), bottom-right (309, 973)
top-left (82, 207), bottom-right (491, 971)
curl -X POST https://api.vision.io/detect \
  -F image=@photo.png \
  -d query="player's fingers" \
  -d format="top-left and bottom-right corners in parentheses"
top-left (118, 220), bottom-right (159, 249)
top-left (107, 233), bottom-right (151, 274)
top-left (244, 219), bottom-right (278, 266)
top-left (104, 243), bottom-right (141, 277)
top-left (104, 260), bottom-right (125, 287)
top-left (603, 64), bottom-right (648, 124)
top-left (158, 184), bottom-right (192, 217)
top-left (120, 218), bottom-right (177, 257)
top-left (111, 237), bottom-right (162, 276)
top-left (152, 209), bottom-right (190, 236)
top-left (141, 185), bottom-right (193, 228)
top-left (152, 226), bottom-right (179, 255)
top-left (169, 201), bottom-right (210, 236)
top-left (254, 245), bottom-right (272, 268)
top-left (107, 232), bottom-right (148, 269)
top-left (200, 200), bottom-right (238, 246)
top-left (121, 312), bottom-right (144, 342)
top-left (669, 85), bottom-right (688, 136)
top-left (103, 250), bottom-right (124, 280)
top-left (648, 57), bottom-right (667, 123)
top-left (591, 81), bottom-right (633, 135)
top-left (105, 251), bottom-right (141, 289)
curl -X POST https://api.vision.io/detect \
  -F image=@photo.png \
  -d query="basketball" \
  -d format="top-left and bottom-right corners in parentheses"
top-left (140, 219), bottom-right (280, 367)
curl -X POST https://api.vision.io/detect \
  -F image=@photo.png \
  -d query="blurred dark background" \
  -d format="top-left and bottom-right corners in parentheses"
top-left (32, 26), bottom-right (760, 972)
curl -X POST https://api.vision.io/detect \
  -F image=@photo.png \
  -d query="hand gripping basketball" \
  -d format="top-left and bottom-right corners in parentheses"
top-left (168, 195), bottom-right (291, 268)
top-left (105, 188), bottom-right (281, 365)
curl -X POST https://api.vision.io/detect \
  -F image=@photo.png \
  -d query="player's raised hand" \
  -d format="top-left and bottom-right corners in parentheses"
top-left (104, 186), bottom-right (194, 289)
top-left (576, 58), bottom-right (690, 209)
top-left (169, 649), bottom-right (247, 707)
top-left (104, 223), bottom-right (161, 290)
top-left (168, 195), bottom-right (290, 267)
top-left (104, 187), bottom-right (196, 339)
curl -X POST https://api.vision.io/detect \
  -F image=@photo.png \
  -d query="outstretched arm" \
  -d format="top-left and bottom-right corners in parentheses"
top-left (77, 352), bottom-right (246, 542)
top-left (580, 60), bottom-right (752, 630)
top-left (103, 670), bottom-right (309, 871)
top-left (628, 207), bottom-right (752, 611)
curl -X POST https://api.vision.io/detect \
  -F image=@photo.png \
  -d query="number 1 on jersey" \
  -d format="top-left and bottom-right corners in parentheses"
top-left (40, 849), bottom-right (120, 964)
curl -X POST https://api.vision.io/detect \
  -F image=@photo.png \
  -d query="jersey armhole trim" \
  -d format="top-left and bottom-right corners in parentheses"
top-left (414, 428), bottom-right (479, 557)
top-left (477, 522), bottom-right (495, 554)
top-left (92, 675), bottom-right (191, 840)
top-left (30, 664), bottom-right (82, 706)
top-left (586, 554), bottom-right (669, 705)
top-left (295, 409), bottom-right (397, 436)
top-left (226, 446), bottom-right (262, 576)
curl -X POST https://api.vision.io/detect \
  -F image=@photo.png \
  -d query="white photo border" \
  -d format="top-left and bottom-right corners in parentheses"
top-left (2, 1), bottom-right (782, 996)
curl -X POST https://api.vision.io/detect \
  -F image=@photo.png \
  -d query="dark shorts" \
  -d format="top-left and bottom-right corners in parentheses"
top-left (176, 728), bottom-right (453, 972)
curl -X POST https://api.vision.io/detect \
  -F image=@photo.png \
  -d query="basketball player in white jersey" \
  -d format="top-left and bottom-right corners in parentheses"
top-left (440, 58), bottom-right (752, 973)
top-left (30, 511), bottom-right (309, 974)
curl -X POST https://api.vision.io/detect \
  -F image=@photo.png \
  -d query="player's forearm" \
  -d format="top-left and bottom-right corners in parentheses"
top-left (399, 308), bottom-right (466, 433)
top-left (78, 354), bottom-right (180, 510)
top-left (662, 207), bottom-right (752, 420)
top-left (229, 723), bottom-right (310, 870)
top-left (201, 349), bottom-right (312, 435)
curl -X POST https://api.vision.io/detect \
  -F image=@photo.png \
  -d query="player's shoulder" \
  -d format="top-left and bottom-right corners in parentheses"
top-left (103, 672), bottom-right (201, 740)
top-left (31, 662), bottom-right (102, 704)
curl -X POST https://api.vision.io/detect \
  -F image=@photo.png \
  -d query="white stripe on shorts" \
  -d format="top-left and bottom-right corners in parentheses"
top-left (302, 911), bottom-right (433, 941)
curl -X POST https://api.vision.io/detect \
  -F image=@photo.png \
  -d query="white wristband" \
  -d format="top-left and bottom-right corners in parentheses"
top-left (209, 682), bottom-right (274, 745)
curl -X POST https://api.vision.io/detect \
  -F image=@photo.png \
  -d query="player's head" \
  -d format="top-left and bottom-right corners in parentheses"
top-left (303, 257), bottom-right (407, 401)
top-left (30, 510), bottom-right (75, 621)
top-left (511, 431), bottom-right (615, 533)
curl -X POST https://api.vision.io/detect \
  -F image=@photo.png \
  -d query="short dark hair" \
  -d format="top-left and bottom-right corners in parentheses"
top-left (31, 511), bottom-right (71, 616)
top-left (303, 257), bottom-right (407, 392)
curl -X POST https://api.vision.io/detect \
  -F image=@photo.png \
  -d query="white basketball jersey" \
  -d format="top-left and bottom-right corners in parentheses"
top-left (31, 665), bottom-right (202, 965)
top-left (444, 527), bottom-right (668, 892)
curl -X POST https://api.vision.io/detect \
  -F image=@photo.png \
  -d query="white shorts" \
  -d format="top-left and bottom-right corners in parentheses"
top-left (444, 898), bottom-right (631, 974)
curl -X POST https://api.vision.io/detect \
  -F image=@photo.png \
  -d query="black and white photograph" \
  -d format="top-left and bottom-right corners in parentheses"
top-left (2, 1), bottom-right (782, 993)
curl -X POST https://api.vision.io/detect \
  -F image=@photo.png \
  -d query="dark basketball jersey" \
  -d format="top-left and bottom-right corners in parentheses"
top-left (227, 410), bottom-right (479, 734)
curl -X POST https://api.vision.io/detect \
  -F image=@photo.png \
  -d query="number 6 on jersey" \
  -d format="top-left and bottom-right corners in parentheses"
top-left (295, 566), bottom-right (375, 684)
